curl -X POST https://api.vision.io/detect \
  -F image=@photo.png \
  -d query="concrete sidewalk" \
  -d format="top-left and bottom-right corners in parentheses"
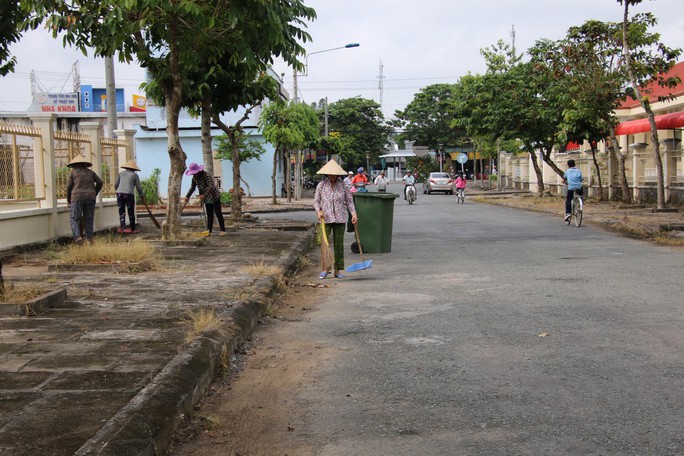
top-left (0, 219), bottom-right (313, 456)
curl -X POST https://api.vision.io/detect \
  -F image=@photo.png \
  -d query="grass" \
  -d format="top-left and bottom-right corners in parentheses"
top-left (184, 307), bottom-right (222, 343)
top-left (55, 237), bottom-right (162, 272)
top-left (242, 260), bottom-right (283, 278)
top-left (0, 282), bottom-right (45, 303)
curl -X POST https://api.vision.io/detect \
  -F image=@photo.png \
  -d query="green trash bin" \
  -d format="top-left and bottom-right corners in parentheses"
top-left (352, 192), bottom-right (399, 253)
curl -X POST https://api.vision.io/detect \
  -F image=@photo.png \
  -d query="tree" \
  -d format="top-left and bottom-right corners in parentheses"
top-left (619, 0), bottom-right (681, 209)
top-left (260, 102), bottom-right (319, 204)
top-left (0, 0), bottom-right (24, 76)
top-left (214, 130), bottom-right (266, 199)
top-left (325, 97), bottom-right (391, 169)
top-left (21, 0), bottom-right (315, 239)
top-left (394, 84), bottom-right (465, 151)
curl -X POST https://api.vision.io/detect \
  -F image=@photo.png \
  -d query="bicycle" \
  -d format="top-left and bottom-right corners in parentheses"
top-left (566, 191), bottom-right (583, 227)
top-left (456, 188), bottom-right (465, 204)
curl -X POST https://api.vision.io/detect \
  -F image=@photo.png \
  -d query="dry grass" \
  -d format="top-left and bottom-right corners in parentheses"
top-left (184, 307), bottom-right (222, 343)
top-left (0, 282), bottom-right (44, 303)
top-left (56, 237), bottom-right (162, 271)
top-left (242, 260), bottom-right (283, 278)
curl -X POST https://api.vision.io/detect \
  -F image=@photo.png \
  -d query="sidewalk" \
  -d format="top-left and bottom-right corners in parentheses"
top-left (0, 218), bottom-right (313, 456)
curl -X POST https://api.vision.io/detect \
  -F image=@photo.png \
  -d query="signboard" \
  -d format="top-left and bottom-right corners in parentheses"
top-left (456, 153), bottom-right (468, 164)
top-left (29, 92), bottom-right (80, 113)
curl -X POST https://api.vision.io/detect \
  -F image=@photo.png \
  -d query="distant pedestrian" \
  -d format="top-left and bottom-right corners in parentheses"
top-left (66, 155), bottom-right (103, 244)
top-left (374, 171), bottom-right (389, 192)
top-left (314, 160), bottom-right (357, 279)
top-left (343, 171), bottom-right (354, 190)
top-left (115, 160), bottom-right (144, 233)
top-left (184, 163), bottom-right (227, 236)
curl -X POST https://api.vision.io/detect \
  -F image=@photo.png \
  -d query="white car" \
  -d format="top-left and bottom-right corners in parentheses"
top-left (422, 172), bottom-right (454, 194)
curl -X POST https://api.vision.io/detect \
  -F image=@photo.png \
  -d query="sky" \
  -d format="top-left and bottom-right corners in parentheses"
top-left (1, 0), bottom-right (683, 119)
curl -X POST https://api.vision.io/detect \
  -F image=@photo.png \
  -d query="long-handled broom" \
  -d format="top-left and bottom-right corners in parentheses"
top-left (320, 218), bottom-right (334, 274)
top-left (347, 223), bottom-right (372, 272)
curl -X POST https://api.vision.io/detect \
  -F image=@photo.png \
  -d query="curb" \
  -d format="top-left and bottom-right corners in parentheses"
top-left (74, 228), bottom-right (314, 456)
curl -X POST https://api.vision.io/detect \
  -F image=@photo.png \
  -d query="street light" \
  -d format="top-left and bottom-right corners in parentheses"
top-left (292, 43), bottom-right (359, 103)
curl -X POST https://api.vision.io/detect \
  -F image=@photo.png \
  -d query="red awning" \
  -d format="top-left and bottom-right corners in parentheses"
top-left (615, 111), bottom-right (684, 135)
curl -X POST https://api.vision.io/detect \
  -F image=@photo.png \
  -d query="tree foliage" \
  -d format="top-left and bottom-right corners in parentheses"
top-left (394, 84), bottom-right (465, 150)
top-left (325, 97), bottom-right (391, 168)
top-left (0, 0), bottom-right (25, 76)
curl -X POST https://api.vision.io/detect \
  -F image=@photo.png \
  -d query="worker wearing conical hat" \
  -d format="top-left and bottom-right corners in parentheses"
top-left (115, 160), bottom-right (144, 233)
top-left (67, 155), bottom-right (103, 243)
top-left (314, 160), bottom-right (357, 279)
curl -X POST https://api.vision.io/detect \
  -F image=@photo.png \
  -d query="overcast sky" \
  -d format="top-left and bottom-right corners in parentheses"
top-left (1, 0), bottom-right (682, 118)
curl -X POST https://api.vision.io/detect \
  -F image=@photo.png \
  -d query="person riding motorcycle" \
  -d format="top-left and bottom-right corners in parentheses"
top-left (351, 167), bottom-right (369, 193)
top-left (402, 170), bottom-right (416, 200)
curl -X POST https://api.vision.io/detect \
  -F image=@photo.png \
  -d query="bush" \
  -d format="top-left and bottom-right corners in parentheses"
top-left (138, 168), bottom-right (161, 205)
top-left (220, 191), bottom-right (233, 206)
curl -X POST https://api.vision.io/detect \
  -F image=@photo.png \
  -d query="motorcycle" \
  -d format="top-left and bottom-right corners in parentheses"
top-left (303, 177), bottom-right (320, 190)
top-left (406, 184), bottom-right (416, 205)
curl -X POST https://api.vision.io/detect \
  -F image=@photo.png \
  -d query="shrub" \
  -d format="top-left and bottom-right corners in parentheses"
top-left (220, 191), bottom-right (232, 206)
top-left (139, 168), bottom-right (161, 205)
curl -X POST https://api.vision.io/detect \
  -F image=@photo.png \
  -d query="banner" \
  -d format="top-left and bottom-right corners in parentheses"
top-left (130, 94), bottom-right (147, 112)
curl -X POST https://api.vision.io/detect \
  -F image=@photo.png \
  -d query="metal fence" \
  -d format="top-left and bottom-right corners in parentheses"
top-left (0, 122), bottom-right (42, 201)
top-left (100, 137), bottom-right (129, 197)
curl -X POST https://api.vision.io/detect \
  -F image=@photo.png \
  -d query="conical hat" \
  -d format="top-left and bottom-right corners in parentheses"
top-left (67, 155), bottom-right (92, 167)
top-left (121, 160), bottom-right (140, 171)
top-left (316, 160), bottom-right (347, 176)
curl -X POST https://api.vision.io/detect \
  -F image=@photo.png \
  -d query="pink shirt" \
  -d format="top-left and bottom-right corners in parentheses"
top-left (455, 177), bottom-right (467, 189)
top-left (314, 178), bottom-right (356, 224)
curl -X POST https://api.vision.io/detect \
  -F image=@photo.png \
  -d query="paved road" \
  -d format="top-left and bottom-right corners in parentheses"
top-left (249, 184), bottom-right (684, 455)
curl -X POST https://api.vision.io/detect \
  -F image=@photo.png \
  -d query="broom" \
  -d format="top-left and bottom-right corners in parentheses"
top-left (320, 218), bottom-right (334, 274)
top-left (346, 223), bottom-right (372, 272)
top-left (140, 197), bottom-right (161, 229)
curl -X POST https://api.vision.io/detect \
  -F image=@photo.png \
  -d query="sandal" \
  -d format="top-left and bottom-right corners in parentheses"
top-left (334, 273), bottom-right (345, 279)
top-left (319, 272), bottom-right (329, 279)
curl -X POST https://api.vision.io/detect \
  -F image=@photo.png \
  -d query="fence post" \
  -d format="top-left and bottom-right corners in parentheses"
top-left (28, 114), bottom-right (58, 239)
top-left (113, 128), bottom-right (137, 164)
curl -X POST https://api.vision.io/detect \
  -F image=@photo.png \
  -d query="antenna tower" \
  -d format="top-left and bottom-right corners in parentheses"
top-left (377, 58), bottom-right (385, 114)
top-left (510, 24), bottom-right (516, 54)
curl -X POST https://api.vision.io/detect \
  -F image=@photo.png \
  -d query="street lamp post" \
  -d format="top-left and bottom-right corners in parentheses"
top-left (292, 43), bottom-right (359, 103)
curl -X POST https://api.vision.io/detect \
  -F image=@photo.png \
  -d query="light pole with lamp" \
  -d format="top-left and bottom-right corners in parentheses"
top-left (292, 43), bottom-right (359, 104)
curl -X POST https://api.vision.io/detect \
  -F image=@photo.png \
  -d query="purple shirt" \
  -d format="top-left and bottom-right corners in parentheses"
top-left (314, 177), bottom-right (356, 224)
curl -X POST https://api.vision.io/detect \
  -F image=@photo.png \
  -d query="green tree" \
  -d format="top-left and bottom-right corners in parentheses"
top-left (325, 97), bottom-right (391, 169)
top-left (0, 0), bottom-right (24, 76)
top-left (394, 84), bottom-right (465, 151)
top-left (619, 0), bottom-right (681, 209)
top-left (214, 131), bottom-right (266, 199)
top-left (260, 102), bottom-right (319, 204)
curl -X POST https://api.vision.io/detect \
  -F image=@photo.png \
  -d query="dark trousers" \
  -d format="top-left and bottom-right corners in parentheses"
top-left (70, 199), bottom-right (96, 240)
top-left (116, 193), bottom-right (136, 230)
top-left (205, 201), bottom-right (225, 232)
top-left (325, 222), bottom-right (346, 271)
top-left (565, 188), bottom-right (583, 214)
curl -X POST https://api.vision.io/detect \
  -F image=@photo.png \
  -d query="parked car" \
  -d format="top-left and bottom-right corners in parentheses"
top-left (423, 172), bottom-right (453, 194)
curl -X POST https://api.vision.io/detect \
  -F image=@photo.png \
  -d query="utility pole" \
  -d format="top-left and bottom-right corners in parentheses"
top-left (378, 58), bottom-right (384, 116)
top-left (292, 68), bottom-right (298, 104)
top-left (105, 56), bottom-right (117, 137)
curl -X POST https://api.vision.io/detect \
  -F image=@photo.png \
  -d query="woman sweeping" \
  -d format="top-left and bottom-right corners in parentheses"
top-left (314, 160), bottom-right (357, 279)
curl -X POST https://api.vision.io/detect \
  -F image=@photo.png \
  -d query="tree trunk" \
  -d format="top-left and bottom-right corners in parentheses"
top-left (161, 17), bottom-right (186, 240)
top-left (200, 94), bottom-right (213, 176)
top-left (530, 151), bottom-right (545, 196)
top-left (230, 131), bottom-right (242, 220)
top-left (609, 128), bottom-right (632, 203)
top-left (590, 145), bottom-right (604, 201)
top-left (540, 148), bottom-right (565, 178)
top-left (622, 1), bottom-right (665, 209)
top-left (286, 151), bottom-right (292, 203)
top-left (271, 147), bottom-right (278, 205)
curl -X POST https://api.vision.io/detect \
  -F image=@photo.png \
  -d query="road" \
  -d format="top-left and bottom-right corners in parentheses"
top-left (170, 183), bottom-right (684, 456)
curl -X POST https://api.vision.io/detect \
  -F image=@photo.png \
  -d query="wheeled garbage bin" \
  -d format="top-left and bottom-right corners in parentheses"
top-left (352, 192), bottom-right (399, 253)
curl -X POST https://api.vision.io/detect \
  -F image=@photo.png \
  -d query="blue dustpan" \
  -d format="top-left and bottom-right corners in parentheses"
top-left (347, 224), bottom-right (372, 272)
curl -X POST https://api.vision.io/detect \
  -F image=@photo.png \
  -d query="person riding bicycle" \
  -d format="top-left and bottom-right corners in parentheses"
top-left (455, 173), bottom-right (467, 195)
top-left (563, 159), bottom-right (583, 222)
top-left (402, 170), bottom-right (416, 200)
top-left (351, 167), bottom-right (369, 193)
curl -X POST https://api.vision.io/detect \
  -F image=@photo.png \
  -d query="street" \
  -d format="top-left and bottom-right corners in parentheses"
top-left (171, 183), bottom-right (684, 455)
